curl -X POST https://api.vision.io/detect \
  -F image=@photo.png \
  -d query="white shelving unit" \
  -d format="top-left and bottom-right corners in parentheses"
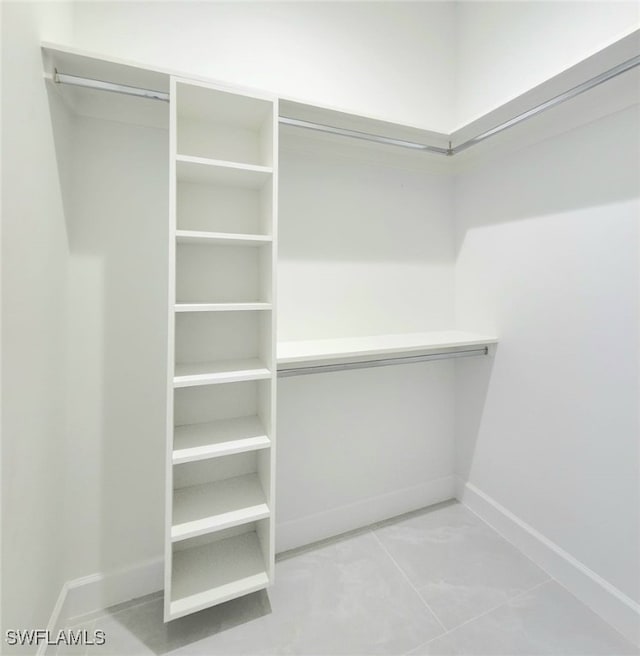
top-left (167, 77), bottom-right (278, 622)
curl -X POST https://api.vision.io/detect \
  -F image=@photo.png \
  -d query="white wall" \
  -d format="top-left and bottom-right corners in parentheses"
top-left (1, 0), bottom-right (73, 648)
top-left (70, 1), bottom-right (455, 132)
top-left (278, 132), bottom-right (454, 341)
top-left (64, 115), bottom-right (168, 581)
top-left (277, 131), bottom-right (457, 549)
top-left (454, 0), bottom-right (640, 128)
top-left (454, 106), bottom-right (640, 605)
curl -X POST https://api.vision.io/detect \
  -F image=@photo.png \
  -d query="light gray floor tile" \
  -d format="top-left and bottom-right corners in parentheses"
top-left (374, 502), bottom-right (549, 629)
top-left (46, 620), bottom-right (96, 656)
top-left (75, 505), bottom-right (638, 656)
top-left (411, 581), bottom-right (640, 656)
top-left (86, 591), bottom-right (272, 655)
top-left (172, 530), bottom-right (444, 655)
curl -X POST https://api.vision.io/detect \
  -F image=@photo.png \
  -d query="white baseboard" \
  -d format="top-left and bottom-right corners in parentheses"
top-left (40, 555), bottom-right (163, 654)
top-left (276, 475), bottom-right (456, 553)
top-left (45, 478), bottom-right (638, 650)
top-left (457, 479), bottom-right (640, 647)
top-left (42, 477), bottom-right (455, 644)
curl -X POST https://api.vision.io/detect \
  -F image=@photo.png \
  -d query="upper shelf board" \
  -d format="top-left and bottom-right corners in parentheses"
top-left (43, 28), bottom-right (639, 154)
top-left (277, 331), bottom-right (498, 369)
top-left (176, 156), bottom-right (272, 188)
top-left (176, 231), bottom-right (272, 246)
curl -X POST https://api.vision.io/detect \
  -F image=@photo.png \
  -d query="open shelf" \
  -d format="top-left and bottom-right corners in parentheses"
top-left (176, 155), bottom-right (272, 188)
top-left (176, 79), bottom-right (273, 166)
top-left (173, 416), bottom-right (270, 464)
top-left (167, 77), bottom-right (276, 622)
top-left (175, 302), bottom-right (272, 313)
top-left (176, 180), bottom-right (272, 236)
top-left (172, 474), bottom-right (269, 542)
top-left (174, 359), bottom-right (272, 387)
top-left (175, 241), bottom-right (271, 306)
top-left (170, 531), bottom-right (269, 620)
top-left (176, 230), bottom-right (272, 246)
top-left (277, 330), bottom-right (498, 369)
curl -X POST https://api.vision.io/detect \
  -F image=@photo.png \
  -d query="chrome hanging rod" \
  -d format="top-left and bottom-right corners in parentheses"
top-left (53, 54), bottom-right (640, 155)
top-left (278, 116), bottom-right (450, 155)
top-left (452, 54), bottom-right (640, 154)
top-left (54, 71), bottom-right (170, 102)
top-left (277, 346), bottom-right (488, 378)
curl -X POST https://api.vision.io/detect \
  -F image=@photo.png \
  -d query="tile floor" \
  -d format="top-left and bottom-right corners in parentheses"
top-left (52, 502), bottom-right (639, 656)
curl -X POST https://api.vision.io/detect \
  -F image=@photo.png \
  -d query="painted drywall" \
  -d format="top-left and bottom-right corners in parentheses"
top-left (1, 0), bottom-right (73, 648)
top-left (63, 115), bottom-right (168, 581)
top-left (277, 131), bottom-right (457, 549)
top-left (69, 1), bottom-right (455, 133)
top-left (454, 1), bottom-right (640, 128)
top-left (454, 106), bottom-right (640, 604)
top-left (68, 1), bottom-right (639, 133)
top-left (278, 131), bottom-right (455, 341)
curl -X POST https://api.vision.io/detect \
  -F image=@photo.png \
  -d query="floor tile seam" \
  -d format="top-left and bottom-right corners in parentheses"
top-left (368, 528), bottom-right (449, 636)
top-left (542, 576), bottom-right (640, 650)
top-left (413, 577), bottom-right (555, 653)
top-left (460, 502), bottom-right (552, 584)
top-left (458, 502), bottom-right (640, 645)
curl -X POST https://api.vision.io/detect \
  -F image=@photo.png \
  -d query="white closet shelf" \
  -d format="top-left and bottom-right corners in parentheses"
top-left (175, 302), bottom-right (272, 313)
top-left (174, 359), bottom-right (272, 387)
top-left (172, 474), bottom-right (269, 542)
top-left (277, 330), bottom-right (498, 369)
top-left (176, 155), bottom-right (272, 188)
top-left (170, 531), bottom-right (269, 620)
top-left (173, 416), bottom-right (270, 465)
top-left (176, 230), bottom-right (272, 246)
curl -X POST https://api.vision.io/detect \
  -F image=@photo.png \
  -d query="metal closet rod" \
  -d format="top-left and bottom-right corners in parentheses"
top-left (277, 346), bottom-right (489, 378)
top-left (54, 54), bottom-right (640, 156)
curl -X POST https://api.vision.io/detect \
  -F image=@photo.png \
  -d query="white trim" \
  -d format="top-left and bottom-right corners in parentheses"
top-left (36, 583), bottom-right (69, 656)
top-left (42, 478), bottom-right (639, 649)
top-left (39, 476), bottom-right (455, 637)
top-left (43, 556), bottom-right (163, 640)
top-left (457, 479), bottom-right (640, 647)
top-left (276, 475), bottom-right (456, 553)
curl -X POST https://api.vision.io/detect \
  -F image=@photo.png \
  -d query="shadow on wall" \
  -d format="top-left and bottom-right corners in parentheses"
top-left (279, 138), bottom-right (455, 264)
top-left (453, 104), bottom-right (640, 478)
top-left (453, 104), bottom-right (640, 237)
top-left (454, 353), bottom-right (496, 483)
top-left (452, 102), bottom-right (640, 601)
top-left (46, 76), bottom-right (170, 591)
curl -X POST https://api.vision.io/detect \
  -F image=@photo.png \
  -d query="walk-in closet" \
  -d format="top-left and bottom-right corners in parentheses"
top-left (2, 2), bottom-right (639, 654)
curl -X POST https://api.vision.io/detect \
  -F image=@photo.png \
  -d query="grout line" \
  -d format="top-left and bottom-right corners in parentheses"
top-left (368, 528), bottom-right (448, 636)
top-left (413, 578), bottom-right (554, 653)
top-left (461, 502), bottom-right (552, 584)
top-left (458, 499), bottom-right (639, 648)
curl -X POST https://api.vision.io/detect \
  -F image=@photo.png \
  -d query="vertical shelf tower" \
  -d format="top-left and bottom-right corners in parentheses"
top-left (166, 77), bottom-right (278, 621)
